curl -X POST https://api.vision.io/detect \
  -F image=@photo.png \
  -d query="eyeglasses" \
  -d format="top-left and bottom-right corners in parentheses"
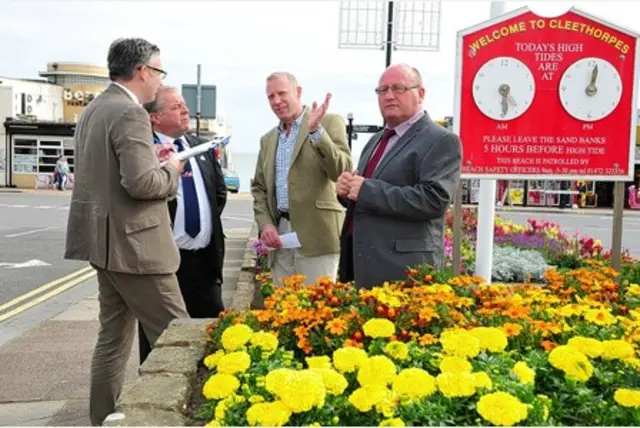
top-left (146, 64), bottom-right (167, 80)
top-left (375, 84), bottom-right (420, 95)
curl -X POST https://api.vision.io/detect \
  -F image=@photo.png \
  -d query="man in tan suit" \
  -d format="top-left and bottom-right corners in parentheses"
top-left (252, 72), bottom-right (352, 286)
top-left (64, 38), bottom-right (189, 426)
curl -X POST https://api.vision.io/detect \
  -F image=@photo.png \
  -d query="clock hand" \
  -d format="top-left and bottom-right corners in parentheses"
top-left (585, 64), bottom-right (598, 97)
top-left (501, 97), bottom-right (509, 117)
top-left (498, 84), bottom-right (512, 116)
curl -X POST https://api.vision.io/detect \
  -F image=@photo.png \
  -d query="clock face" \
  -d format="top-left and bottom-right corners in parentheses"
top-left (472, 56), bottom-right (536, 121)
top-left (559, 57), bottom-right (623, 122)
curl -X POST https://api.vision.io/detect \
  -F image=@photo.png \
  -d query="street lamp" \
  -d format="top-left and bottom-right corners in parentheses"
top-left (347, 112), bottom-right (354, 151)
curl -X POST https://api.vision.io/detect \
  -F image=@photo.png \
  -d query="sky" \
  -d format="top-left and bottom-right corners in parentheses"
top-left (1, 0), bottom-right (638, 156)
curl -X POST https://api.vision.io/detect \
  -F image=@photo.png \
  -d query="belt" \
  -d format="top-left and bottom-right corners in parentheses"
top-left (276, 210), bottom-right (290, 223)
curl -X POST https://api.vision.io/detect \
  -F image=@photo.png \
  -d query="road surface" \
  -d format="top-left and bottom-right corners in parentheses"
top-left (0, 191), bottom-right (254, 344)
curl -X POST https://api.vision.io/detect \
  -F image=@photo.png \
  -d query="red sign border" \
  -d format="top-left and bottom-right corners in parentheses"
top-left (452, 6), bottom-right (640, 181)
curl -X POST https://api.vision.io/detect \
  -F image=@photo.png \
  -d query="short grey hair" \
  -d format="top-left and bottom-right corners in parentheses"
top-left (143, 85), bottom-right (179, 114)
top-left (107, 37), bottom-right (160, 81)
top-left (266, 71), bottom-right (298, 87)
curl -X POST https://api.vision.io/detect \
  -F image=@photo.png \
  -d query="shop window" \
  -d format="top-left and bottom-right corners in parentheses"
top-left (12, 137), bottom-right (74, 174)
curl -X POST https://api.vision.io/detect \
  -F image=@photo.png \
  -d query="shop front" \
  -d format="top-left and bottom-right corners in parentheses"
top-left (3, 119), bottom-right (75, 188)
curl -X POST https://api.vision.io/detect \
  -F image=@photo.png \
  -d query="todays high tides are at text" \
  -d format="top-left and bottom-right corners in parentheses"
top-left (468, 18), bottom-right (631, 55)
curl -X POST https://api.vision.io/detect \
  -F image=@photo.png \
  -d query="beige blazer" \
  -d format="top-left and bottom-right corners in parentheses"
top-left (252, 111), bottom-right (353, 256)
top-left (64, 83), bottom-right (181, 274)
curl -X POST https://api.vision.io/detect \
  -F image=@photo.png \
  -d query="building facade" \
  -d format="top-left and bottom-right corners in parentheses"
top-left (1, 62), bottom-right (109, 188)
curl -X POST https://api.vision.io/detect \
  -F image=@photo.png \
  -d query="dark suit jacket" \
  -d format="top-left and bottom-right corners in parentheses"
top-left (339, 112), bottom-right (462, 289)
top-left (157, 132), bottom-right (228, 283)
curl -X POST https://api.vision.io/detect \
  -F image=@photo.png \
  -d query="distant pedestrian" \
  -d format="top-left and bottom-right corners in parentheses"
top-left (54, 155), bottom-right (69, 190)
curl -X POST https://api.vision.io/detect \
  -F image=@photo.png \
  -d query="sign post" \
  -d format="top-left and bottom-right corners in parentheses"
top-left (454, 6), bottom-right (640, 282)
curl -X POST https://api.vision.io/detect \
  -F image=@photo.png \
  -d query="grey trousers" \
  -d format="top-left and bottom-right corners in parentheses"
top-left (89, 267), bottom-right (189, 426)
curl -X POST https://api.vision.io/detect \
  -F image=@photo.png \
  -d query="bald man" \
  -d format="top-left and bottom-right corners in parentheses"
top-left (337, 63), bottom-right (462, 289)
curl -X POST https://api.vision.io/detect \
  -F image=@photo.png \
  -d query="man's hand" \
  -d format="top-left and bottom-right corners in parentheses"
top-left (308, 93), bottom-right (331, 132)
top-left (261, 224), bottom-right (282, 248)
top-left (346, 174), bottom-right (365, 201)
top-left (167, 156), bottom-right (185, 174)
top-left (337, 169), bottom-right (358, 198)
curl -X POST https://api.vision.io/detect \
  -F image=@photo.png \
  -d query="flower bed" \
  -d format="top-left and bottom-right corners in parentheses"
top-left (190, 261), bottom-right (640, 426)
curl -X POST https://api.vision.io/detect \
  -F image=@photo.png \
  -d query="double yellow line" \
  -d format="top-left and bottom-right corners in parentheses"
top-left (0, 266), bottom-right (96, 323)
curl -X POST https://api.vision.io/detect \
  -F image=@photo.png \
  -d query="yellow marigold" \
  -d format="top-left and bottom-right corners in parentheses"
top-left (548, 346), bottom-right (593, 382)
top-left (310, 368), bottom-right (349, 395)
top-left (436, 372), bottom-right (476, 398)
top-left (473, 371), bottom-right (493, 389)
top-left (357, 355), bottom-right (397, 387)
top-left (439, 356), bottom-right (472, 374)
top-left (205, 419), bottom-right (221, 427)
top-left (363, 318), bottom-right (396, 338)
top-left (250, 331), bottom-right (279, 352)
top-left (203, 350), bottom-right (225, 370)
top-left (566, 336), bottom-right (603, 358)
top-left (469, 327), bottom-right (508, 353)
top-left (246, 400), bottom-right (291, 427)
top-left (202, 373), bottom-right (240, 400)
top-left (216, 351), bottom-right (251, 375)
top-left (220, 323), bottom-right (253, 351)
top-left (333, 347), bottom-right (369, 373)
top-left (600, 339), bottom-right (635, 360)
top-left (511, 361), bottom-right (535, 385)
top-left (384, 341), bottom-right (409, 360)
top-left (627, 284), bottom-right (640, 296)
top-left (391, 368), bottom-right (437, 399)
top-left (614, 388), bottom-right (640, 408)
top-left (348, 385), bottom-right (393, 413)
top-left (265, 368), bottom-right (297, 397)
top-left (276, 370), bottom-right (326, 413)
top-left (380, 418), bottom-right (405, 426)
top-left (584, 308), bottom-right (617, 326)
top-left (306, 355), bottom-right (332, 369)
top-left (623, 357), bottom-right (640, 369)
top-left (557, 304), bottom-right (584, 317)
top-left (477, 391), bottom-right (528, 426)
top-left (439, 330), bottom-right (481, 359)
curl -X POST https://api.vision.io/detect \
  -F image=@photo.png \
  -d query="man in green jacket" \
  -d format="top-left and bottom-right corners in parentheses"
top-left (251, 71), bottom-right (352, 286)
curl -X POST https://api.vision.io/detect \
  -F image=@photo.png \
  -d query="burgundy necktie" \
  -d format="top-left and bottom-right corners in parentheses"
top-left (345, 128), bottom-right (396, 236)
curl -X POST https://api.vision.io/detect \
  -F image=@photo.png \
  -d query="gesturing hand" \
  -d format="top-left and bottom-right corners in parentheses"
top-left (308, 93), bottom-right (331, 132)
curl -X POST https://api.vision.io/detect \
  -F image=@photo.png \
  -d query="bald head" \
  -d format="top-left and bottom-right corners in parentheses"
top-left (381, 64), bottom-right (423, 87)
top-left (376, 63), bottom-right (425, 127)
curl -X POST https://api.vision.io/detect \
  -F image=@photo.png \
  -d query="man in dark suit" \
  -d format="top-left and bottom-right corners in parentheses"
top-left (337, 63), bottom-right (462, 289)
top-left (138, 85), bottom-right (227, 364)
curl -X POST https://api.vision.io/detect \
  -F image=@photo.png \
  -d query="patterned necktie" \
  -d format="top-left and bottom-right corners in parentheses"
top-left (173, 138), bottom-right (200, 238)
top-left (345, 128), bottom-right (396, 236)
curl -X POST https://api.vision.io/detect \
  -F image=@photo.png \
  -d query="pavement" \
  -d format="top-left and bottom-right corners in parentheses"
top-left (0, 190), bottom-right (255, 426)
top-left (0, 189), bottom-right (639, 426)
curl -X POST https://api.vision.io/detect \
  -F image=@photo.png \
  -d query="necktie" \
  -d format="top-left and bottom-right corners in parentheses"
top-left (345, 128), bottom-right (396, 236)
top-left (173, 138), bottom-right (200, 238)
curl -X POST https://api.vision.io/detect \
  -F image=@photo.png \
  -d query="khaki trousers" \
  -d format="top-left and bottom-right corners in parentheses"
top-left (89, 267), bottom-right (189, 426)
top-left (272, 218), bottom-right (340, 287)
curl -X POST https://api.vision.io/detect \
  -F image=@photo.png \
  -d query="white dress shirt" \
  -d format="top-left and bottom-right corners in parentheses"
top-left (112, 82), bottom-right (140, 105)
top-left (156, 132), bottom-right (213, 250)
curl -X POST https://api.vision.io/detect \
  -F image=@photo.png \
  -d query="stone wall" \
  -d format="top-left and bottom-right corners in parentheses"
top-left (103, 222), bottom-right (259, 427)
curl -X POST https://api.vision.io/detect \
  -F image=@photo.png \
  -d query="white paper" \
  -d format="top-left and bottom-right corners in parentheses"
top-left (279, 232), bottom-right (301, 249)
top-left (173, 141), bottom-right (216, 161)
